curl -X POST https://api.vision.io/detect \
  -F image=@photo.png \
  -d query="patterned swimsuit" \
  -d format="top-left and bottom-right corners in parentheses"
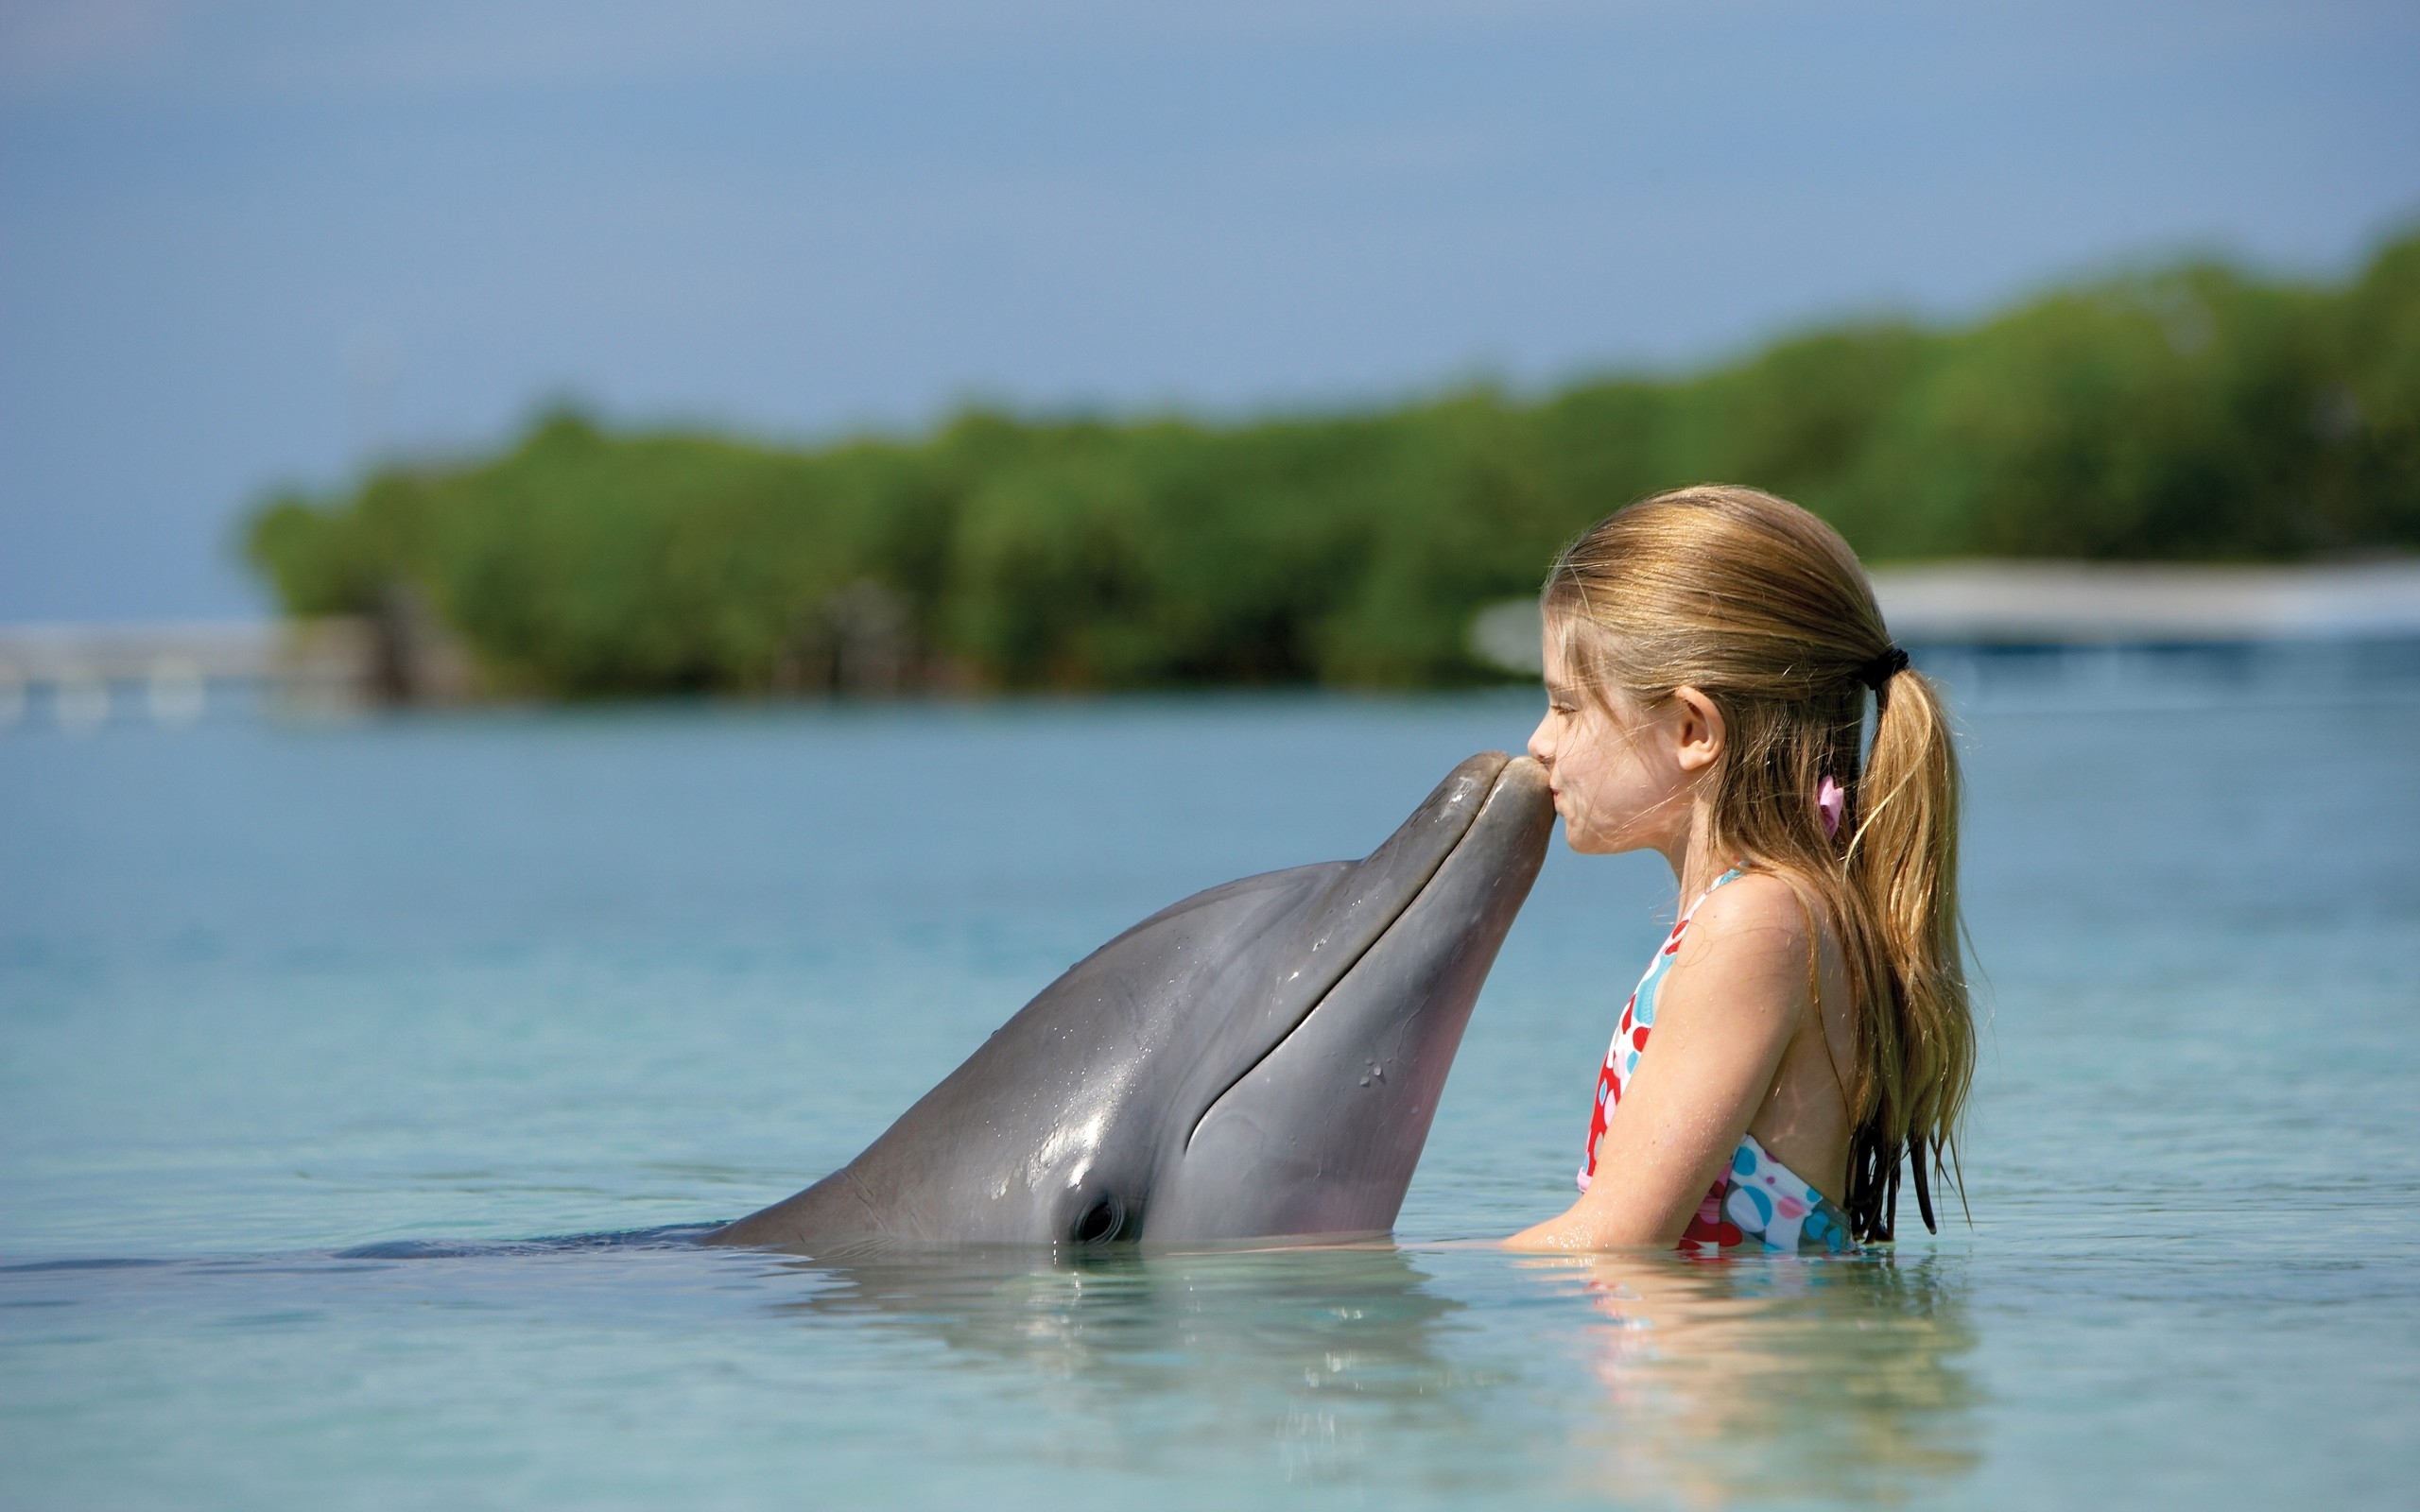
top-left (1580, 868), bottom-right (1858, 1256)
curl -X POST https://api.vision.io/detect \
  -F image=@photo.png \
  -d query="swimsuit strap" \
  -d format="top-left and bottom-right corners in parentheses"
top-left (1686, 866), bottom-right (1748, 916)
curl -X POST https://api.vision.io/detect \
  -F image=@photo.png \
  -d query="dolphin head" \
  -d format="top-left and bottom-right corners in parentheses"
top-left (711, 752), bottom-right (1553, 1253)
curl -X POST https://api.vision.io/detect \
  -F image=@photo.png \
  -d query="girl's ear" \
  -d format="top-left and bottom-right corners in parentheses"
top-left (1670, 685), bottom-right (1725, 773)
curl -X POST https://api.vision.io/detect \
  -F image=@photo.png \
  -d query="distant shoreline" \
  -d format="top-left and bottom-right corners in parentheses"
top-left (1868, 560), bottom-right (2420, 646)
top-left (9, 559), bottom-right (2420, 718)
top-left (1466, 559), bottom-right (2420, 673)
top-left (237, 235), bottom-right (2420, 699)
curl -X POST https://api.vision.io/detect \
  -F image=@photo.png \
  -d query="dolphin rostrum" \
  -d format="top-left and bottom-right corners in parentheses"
top-left (709, 751), bottom-right (1553, 1252)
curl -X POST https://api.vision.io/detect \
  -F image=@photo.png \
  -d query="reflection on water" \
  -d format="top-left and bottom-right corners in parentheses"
top-left (761, 1239), bottom-right (1980, 1504)
top-left (774, 1245), bottom-right (1470, 1486)
top-left (1522, 1250), bottom-right (1979, 1506)
top-left (0, 1230), bottom-right (1983, 1505)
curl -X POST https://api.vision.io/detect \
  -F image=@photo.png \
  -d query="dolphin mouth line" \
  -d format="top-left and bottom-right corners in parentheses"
top-left (1180, 756), bottom-right (1513, 1153)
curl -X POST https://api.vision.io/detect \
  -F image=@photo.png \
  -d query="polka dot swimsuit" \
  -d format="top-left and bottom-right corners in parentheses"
top-left (1578, 868), bottom-right (1857, 1257)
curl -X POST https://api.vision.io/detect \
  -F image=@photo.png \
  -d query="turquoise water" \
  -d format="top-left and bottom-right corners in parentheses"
top-left (5, 648), bottom-right (2417, 1509)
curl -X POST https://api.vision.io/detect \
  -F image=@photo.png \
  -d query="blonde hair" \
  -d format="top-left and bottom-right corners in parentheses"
top-left (1545, 484), bottom-right (1971, 1241)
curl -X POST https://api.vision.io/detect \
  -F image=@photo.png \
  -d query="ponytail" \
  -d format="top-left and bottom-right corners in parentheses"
top-left (1842, 664), bottom-right (1972, 1241)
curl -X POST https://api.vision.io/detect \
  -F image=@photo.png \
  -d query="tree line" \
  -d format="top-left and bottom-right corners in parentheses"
top-left (249, 232), bottom-right (2420, 696)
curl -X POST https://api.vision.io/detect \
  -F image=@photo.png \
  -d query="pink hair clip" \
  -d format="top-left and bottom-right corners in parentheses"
top-left (1816, 776), bottom-right (1846, 840)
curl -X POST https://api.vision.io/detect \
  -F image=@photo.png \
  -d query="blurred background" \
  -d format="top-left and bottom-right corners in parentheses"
top-left (3, 0), bottom-right (2416, 704)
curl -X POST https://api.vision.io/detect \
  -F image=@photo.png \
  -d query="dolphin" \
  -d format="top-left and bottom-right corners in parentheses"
top-left (709, 750), bottom-right (1552, 1253)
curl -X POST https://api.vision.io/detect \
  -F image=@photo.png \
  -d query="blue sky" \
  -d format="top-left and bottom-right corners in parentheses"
top-left (3, 0), bottom-right (2416, 620)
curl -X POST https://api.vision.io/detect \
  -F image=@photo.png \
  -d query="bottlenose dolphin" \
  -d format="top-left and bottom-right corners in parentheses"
top-left (710, 751), bottom-right (1552, 1252)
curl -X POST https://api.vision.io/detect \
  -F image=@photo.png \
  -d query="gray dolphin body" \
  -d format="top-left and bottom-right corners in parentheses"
top-left (709, 751), bottom-right (1553, 1253)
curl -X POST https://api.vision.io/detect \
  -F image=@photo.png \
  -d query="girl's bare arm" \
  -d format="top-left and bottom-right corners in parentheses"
top-left (1506, 876), bottom-right (1810, 1250)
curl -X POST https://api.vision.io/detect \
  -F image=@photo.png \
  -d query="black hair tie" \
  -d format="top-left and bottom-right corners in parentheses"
top-left (1858, 645), bottom-right (1910, 691)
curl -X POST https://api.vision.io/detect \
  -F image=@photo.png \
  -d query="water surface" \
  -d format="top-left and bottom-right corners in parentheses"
top-left (5, 647), bottom-right (2416, 1508)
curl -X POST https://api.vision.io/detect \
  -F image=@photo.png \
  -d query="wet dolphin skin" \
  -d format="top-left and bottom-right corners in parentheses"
top-left (711, 752), bottom-right (1553, 1252)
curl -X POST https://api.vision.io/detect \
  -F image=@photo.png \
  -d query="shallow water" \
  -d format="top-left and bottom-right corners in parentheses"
top-left (5, 646), bottom-right (2417, 1509)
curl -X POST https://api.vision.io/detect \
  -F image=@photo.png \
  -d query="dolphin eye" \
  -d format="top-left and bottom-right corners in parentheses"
top-left (1071, 1194), bottom-right (1127, 1245)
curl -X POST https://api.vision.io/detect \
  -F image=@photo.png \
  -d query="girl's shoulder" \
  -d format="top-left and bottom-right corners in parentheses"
top-left (1677, 869), bottom-right (1832, 972)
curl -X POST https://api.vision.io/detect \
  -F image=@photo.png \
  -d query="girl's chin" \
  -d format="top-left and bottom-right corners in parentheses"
top-left (1563, 820), bottom-right (1642, 857)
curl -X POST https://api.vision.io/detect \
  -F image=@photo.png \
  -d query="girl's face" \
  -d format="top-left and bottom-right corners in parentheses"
top-left (1528, 627), bottom-right (1705, 857)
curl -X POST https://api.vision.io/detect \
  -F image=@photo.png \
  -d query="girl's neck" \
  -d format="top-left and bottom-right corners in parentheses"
top-left (1659, 800), bottom-right (1732, 907)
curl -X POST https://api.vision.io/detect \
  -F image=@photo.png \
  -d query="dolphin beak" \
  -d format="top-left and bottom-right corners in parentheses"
top-left (1147, 752), bottom-right (1554, 1242)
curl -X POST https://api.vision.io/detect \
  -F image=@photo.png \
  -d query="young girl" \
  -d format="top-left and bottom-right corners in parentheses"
top-left (1506, 485), bottom-right (1972, 1254)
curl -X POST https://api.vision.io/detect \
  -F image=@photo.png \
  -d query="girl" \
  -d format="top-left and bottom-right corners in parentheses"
top-left (1506, 486), bottom-right (1972, 1254)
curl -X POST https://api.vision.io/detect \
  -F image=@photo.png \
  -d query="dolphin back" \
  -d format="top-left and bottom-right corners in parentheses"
top-left (711, 861), bottom-right (1353, 1248)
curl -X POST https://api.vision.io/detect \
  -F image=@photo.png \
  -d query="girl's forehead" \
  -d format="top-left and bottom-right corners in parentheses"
top-left (1540, 613), bottom-right (1580, 669)
top-left (1541, 614), bottom-right (1611, 686)
top-left (1541, 647), bottom-right (1590, 702)
top-left (1539, 631), bottom-right (1571, 680)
